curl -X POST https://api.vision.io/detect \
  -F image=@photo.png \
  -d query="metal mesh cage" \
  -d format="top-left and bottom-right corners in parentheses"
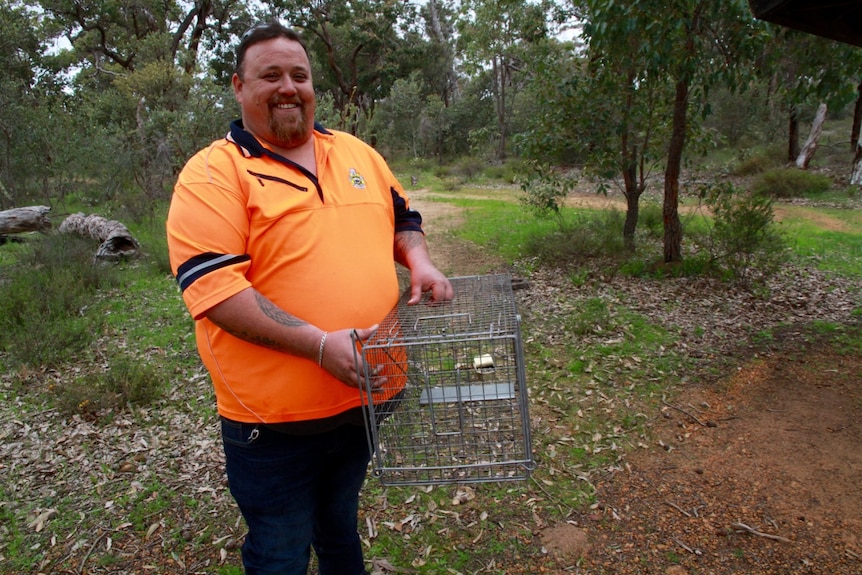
top-left (355, 274), bottom-right (534, 486)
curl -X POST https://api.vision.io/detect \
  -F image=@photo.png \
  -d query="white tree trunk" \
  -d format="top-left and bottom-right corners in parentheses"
top-left (852, 133), bottom-right (862, 186)
top-left (796, 103), bottom-right (828, 169)
top-left (0, 205), bottom-right (52, 234)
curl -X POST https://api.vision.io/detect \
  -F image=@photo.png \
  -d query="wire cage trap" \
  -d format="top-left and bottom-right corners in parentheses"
top-left (355, 274), bottom-right (534, 486)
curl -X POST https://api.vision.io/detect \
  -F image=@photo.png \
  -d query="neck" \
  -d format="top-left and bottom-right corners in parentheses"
top-left (271, 136), bottom-right (316, 175)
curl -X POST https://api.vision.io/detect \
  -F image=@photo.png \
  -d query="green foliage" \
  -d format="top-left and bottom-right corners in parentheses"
top-left (54, 352), bottom-right (164, 417)
top-left (750, 168), bottom-right (834, 198)
top-left (700, 182), bottom-right (788, 282)
top-left (731, 145), bottom-right (787, 176)
top-left (517, 163), bottom-right (577, 220)
top-left (0, 235), bottom-right (120, 368)
top-left (522, 209), bottom-right (628, 263)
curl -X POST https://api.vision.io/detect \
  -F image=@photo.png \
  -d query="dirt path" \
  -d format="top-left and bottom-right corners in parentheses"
top-left (411, 187), bottom-right (862, 574)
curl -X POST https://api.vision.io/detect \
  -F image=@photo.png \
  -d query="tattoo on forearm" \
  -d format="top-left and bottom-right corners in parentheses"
top-left (394, 231), bottom-right (424, 263)
top-left (210, 291), bottom-right (307, 352)
top-left (253, 291), bottom-right (306, 328)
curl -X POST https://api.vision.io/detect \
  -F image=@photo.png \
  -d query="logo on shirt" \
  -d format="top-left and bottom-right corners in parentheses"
top-left (348, 168), bottom-right (367, 189)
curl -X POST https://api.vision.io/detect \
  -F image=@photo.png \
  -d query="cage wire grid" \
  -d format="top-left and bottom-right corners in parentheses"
top-left (355, 274), bottom-right (534, 486)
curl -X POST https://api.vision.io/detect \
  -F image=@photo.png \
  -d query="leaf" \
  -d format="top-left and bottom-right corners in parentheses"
top-left (28, 509), bottom-right (58, 532)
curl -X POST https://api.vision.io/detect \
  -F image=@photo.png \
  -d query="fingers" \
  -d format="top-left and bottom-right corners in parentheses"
top-left (319, 326), bottom-right (389, 390)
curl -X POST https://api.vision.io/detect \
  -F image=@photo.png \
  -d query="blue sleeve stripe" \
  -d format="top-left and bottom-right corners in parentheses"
top-left (392, 187), bottom-right (424, 233)
top-left (176, 252), bottom-right (250, 292)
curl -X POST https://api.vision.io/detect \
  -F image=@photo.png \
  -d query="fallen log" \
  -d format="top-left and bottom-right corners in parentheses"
top-left (58, 213), bottom-right (140, 261)
top-left (0, 205), bottom-right (52, 235)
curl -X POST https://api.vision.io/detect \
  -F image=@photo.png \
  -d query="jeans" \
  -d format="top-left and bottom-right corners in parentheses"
top-left (221, 418), bottom-right (372, 575)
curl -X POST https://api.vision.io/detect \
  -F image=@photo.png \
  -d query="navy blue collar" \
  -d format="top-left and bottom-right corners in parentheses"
top-left (227, 119), bottom-right (328, 200)
top-left (227, 119), bottom-right (331, 159)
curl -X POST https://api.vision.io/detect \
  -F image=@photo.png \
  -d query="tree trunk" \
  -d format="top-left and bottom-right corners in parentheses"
top-left (796, 103), bottom-right (827, 169)
top-left (852, 132), bottom-right (862, 186)
top-left (58, 213), bottom-right (140, 261)
top-left (851, 79), bottom-right (862, 152)
top-left (663, 79), bottom-right (688, 264)
top-left (0, 205), bottom-right (51, 235)
top-left (788, 105), bottom-right (800, 162)
top-left (621, 133), bottom-right (640, 252)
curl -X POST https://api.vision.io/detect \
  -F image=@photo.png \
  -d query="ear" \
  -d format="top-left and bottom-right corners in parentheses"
top-left (232, 73), bottom-right (243, 103)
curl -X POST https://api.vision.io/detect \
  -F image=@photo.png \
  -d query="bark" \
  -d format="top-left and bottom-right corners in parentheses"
top-left (58, 213), bottom-right (140, 261)
top-left (663, 79), bottom-right (688, 264)
top-left (788, 105), bottom-right (800, 162)
top-left (0, 205), bottom-right (52, 235)
top-left (795, 103), bottom-right (827, 169)
top-left (621, 134), bottom-right (642, 252)
top-left (851, 79), bottom-right (862, 152)
top-left (852, 132), bottom-right (862, 186)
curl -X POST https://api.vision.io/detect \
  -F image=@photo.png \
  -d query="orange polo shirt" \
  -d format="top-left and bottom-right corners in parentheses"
top-left (166, 121), bottom-right (420, 423)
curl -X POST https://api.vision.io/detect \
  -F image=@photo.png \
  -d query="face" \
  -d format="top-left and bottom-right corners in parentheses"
top-left (232, 37), bottom-right (316, 150)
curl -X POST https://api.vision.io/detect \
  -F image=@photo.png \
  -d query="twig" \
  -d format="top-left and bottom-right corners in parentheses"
top-left (731, 522), bottom-right (792, 543)
top-left (661, 399), bottom-right (707, 426)
top-left (529, 476), bottom-right (577, 516)
top-left (673, 537), bottom-right (697, 554)
top-left (665, 501), bottom-right (692, 517)
top-left (78, 530), bottom-right (109, 574)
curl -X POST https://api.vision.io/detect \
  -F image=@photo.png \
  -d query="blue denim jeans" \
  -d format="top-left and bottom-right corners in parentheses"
top-left (221, 418), bottom-right (372, 575)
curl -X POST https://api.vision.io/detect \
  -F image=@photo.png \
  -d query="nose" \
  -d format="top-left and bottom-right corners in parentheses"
top-left (276, 75), bottom-right (297, 95)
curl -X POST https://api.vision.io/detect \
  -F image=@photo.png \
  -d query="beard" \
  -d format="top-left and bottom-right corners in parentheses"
top-left (268, 99), bottom-right (312, 149)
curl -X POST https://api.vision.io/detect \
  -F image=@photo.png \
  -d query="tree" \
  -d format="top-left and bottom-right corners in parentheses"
top-left (457, 0), bottom-right (552, 161)
top-left (577, 0), bottom-right (761, 263)
top-left (576, 1), bottom-right (674, 251)
top-left (271, 0), bottom-right (418, 134)
top-left (759, 27), bottom-right (862, 165)
top-left (0, 2), bottom-right (68, 207)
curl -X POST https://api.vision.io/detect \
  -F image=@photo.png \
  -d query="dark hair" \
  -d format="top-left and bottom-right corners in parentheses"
top-left (236, 20), bottom-right (307, 79)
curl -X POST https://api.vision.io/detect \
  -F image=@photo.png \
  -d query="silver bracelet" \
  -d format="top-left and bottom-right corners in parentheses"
top-left (318, 331), bottom-right (328, 367)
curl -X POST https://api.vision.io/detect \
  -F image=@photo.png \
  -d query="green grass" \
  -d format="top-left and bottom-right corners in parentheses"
top-left (777, 207), bottom-right (862, 276)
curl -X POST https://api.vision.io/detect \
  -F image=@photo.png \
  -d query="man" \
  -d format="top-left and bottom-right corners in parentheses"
top-left (166, 21), bottom-right (453, 575)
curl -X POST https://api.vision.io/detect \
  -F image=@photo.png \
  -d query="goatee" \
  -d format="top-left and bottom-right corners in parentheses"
top-left (269, 103), bottom-right (311, 149)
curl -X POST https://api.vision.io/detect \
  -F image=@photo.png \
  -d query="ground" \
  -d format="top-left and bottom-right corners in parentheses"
top-left (3, 187), bottom-right (859, 575)
top-left (409, 188), bottom-right (862, 575)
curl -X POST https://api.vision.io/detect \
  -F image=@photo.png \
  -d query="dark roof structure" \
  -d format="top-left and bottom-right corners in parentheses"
top-left (748, 1), bottom-right (862, 47)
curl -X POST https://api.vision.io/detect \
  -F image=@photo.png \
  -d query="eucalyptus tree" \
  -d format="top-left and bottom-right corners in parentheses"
top-left (757, 26), bottom-right (862, 163)
top-left (578, 0), bottom-right (761, 263)
top-left (557, 3), bottom-right (676, 251)
top-left (0, 2), bottom-right (73, 207)
top-left (268, 0), bottom-right (421, 135)
top-left (457, 0), bottom-right (553, 161)
top-left (32, 0), bottom-right (248, 211)
top-left (420, 0), bottom-right (459, 108)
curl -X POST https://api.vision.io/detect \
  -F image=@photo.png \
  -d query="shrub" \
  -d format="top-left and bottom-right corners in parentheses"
top-left (0, 235), bottom-right (120, 368)
top-left (523, 209), bottom-right (627, 263)
top-left (54, 353), bottom-right (163, 417)
top-left (517, 163), bottom-right (577, 221)
top-left (732, 146), bottom-right (785, 176)
top-left (702, 182), bottom-right (788, 283)
top-left (750, 168), bottom-right (833, 198)
top-left (637, 201), bottom-right (664, 239)
top-left (454, 156), bottom-right (485, 181)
